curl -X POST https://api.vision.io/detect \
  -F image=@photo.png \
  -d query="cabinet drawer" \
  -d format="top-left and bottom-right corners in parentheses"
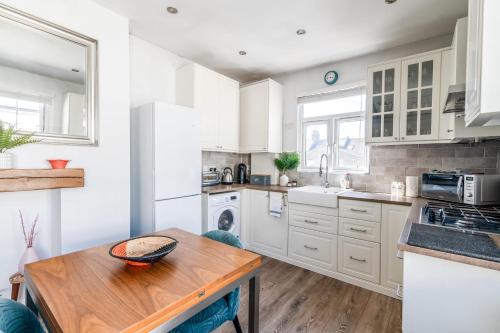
top-left (289, 203), bottom-right (338, 216)
top-left (338, 236), bottom-right (380, 283)
top-left (339, 199), bottom-right (381, 222)
top-left (339, 217), bottom-right (381, 243)
top-left (290, 211), bottom-right (338, 234)
top-left (288, 226), bottom-right (337, 271)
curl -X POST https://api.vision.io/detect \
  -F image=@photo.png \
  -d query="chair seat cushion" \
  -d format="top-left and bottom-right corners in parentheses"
top-left (170, 297), bottom-right (231, 333)
top-left (0, 298), bottom-right (44, 333)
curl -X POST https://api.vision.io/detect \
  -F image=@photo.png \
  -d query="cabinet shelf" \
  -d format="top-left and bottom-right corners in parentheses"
top-left (0, 168), bottom-right (84, 192)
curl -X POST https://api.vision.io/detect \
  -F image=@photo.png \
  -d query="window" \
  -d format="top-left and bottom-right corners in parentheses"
top-left (0, 93), bottom-right (46, 132)
top-left (299, 85), bottom-right (368, 173)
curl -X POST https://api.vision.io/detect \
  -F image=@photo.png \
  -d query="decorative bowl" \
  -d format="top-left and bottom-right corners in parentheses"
top-left (48, 159), bottom-right (70, 169)
top-left (109, 235), bottom-right (178, 266)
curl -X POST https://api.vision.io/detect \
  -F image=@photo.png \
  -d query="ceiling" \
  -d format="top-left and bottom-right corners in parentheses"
top-left (93, 0), bottom-right (467, 82)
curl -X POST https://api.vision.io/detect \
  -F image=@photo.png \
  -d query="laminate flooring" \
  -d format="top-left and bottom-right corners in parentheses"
top-left (215, 257), bottom-right (402, 333)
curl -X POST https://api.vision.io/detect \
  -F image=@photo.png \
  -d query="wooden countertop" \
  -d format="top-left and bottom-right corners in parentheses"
top-left (24, 228), bottom-right (262, 332)
top-left (202, 183), bottom-right (290, 194)
top-left (0, 168), bottom-right (84, 192)
top-left (398, 198), bottom-right (500, 271)
top-left (338, 191), bottom-right (414, 206)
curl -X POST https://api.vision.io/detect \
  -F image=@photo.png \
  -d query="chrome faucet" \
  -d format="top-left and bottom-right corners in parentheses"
top-left (319, 153), bottom-right (330, 188)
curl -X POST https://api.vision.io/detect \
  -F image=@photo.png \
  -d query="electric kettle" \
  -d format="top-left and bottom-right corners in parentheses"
top-left (221, 167), bottom-right (234, 185)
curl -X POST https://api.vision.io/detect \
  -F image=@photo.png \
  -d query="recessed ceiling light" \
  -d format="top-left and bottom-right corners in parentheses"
top-left (71, 68), bottom-right (79, 73)
top-left (166, 6), bottom-right (178, 14)
top-left (239, 50), bottom-right (247, 56)
top-left (296, 29), bottom-right (306, 36)
top-left (385, 0), bottom-right (397, 4)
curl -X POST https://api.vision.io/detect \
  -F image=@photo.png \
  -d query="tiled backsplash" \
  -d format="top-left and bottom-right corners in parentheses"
top-left (202, 151), bottom-right (250, 174)
top-left (291, 140), bottom-right (500, 193)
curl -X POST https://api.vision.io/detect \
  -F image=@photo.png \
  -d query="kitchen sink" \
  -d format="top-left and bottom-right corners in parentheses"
top-left (288, 186), bottom-right (345, 208)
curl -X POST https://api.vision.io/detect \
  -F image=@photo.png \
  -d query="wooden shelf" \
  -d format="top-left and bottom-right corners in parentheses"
top-left (0, 168), bottom-right (84, 192)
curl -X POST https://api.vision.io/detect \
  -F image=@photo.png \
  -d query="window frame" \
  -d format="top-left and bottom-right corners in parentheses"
top-left (0, 93), bottom-right (47, 132)
top-left (298, 88), bottom-right (369, 174)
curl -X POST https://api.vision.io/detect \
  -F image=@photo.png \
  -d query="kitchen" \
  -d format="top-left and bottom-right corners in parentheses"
top-left (0, 0), bottom-right (499, 333)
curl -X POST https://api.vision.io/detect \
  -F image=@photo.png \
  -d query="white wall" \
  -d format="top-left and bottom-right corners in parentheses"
top-left (271, 34), bottom-right (453, 151)
top-left (0, 0), bottom-right (130, 291)
top-left (130, 35), bottom-right (188, 108)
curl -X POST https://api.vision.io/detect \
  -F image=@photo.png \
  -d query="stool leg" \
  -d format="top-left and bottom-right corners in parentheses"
top-left (11, 283), bottom-right (20, 301)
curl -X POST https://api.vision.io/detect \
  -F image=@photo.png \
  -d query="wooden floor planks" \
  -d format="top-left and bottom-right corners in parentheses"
top-left (215, 257), bottom-right (402, 333)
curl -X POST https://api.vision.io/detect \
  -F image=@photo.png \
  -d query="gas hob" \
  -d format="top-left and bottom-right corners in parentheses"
top-left (421, 201), bottom-right (500, 235)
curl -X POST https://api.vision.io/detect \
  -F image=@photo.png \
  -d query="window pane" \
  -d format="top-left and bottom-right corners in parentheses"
top-left (406, 111), bottom-right (418, 136)
top-left (420, 109), bottom-right (432, 135)
top-left (372, 95), bottom-right (381, 114)
top-left (338, 118), bottom-right (366, 170)
top-left (0, 96), bottom-right (16, 108)
top-left (304, 123), bottom-right (328, 167)
top-left (408, 63), bottom-right (419, 89)
top-left (0, 108), bottom-right (16, 126)
top-left (384, 68), bottom-right (395, 92)
top-left (373, 71), bottom-right (382, 94)
top-left (18, 100), bottom-right (43, 111)
top-left (421, 61), bottom-right (433, 87)
top-left (17, 110), bottom-right (41, 132)
top-left (372, 115), bottom-right (381, 137)
top-left (407, 90), bottom-right (418, 110)
top-left (384, 94), bottom-right (394, 112)
top-left (421, 88), bottom-right (432, 108)
top-left (384, 114), bottom-right (394, 137)
top-left (303, 94), bottom-right (366, 118)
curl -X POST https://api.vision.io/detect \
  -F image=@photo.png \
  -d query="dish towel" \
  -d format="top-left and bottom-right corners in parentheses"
top-left (269, 192), bottom-right (283, 217)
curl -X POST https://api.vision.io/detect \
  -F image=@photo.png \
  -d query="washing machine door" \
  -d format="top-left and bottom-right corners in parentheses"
top-left (214, 207), bottom-right (238, 235)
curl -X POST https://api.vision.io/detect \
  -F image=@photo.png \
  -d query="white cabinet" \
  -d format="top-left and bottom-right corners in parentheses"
top-left (381, 204), bottom-right (410, 291)
top-left (289, 226), bottom-right (337, 271)
top-left (176, 63), bottom-right (240, 152)
top-left (400, 52), bottom-right (441, 141)
top-left (240, 79), bottom-right (283, 153)
top-left (465, 0), bottom-right (500, 126)
top-left (339, 199), bottom-right (381, 222)
top-left (247, 190), bottom-right (288, 257)
top-left (366, 62), bottom-right (401, 143)
top-left (338, 236), bottom-right (380, 283)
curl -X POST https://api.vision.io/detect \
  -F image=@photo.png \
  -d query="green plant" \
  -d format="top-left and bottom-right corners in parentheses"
top-left (274, 152), bottom-right (300, 172)
top-left (0, 121), bottom-right (40, 153)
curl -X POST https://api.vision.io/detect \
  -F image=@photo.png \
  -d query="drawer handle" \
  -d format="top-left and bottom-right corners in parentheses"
top-left (304, 245), bottom-right (318, 251)
top-left (350, 208), bottom-right (368, 213)
top-left (304, 219), bottom-right (319, 224)
top-left (349, 256), bottom-right (367, 262)
top-left (396, 284), bottom-right (403, 298)
top-left (349, 227), bottom-right (367, 233)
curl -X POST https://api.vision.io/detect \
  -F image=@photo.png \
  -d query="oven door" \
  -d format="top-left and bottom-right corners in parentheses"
top-left (421, 173), bottom-right (464, 202)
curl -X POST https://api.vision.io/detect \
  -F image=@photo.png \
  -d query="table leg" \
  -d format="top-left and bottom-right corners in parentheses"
top-left (248, 274), bottom-right (260, 333)
top-left (26, 288), bottom-right (37, 315)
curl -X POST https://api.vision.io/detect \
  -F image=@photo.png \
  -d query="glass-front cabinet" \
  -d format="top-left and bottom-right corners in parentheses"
top-left (366, 62), bottom-right (401, 143)
top-left (400, 53), bottom-right (441, 141)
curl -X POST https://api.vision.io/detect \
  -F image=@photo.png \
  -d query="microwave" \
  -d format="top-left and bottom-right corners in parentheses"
top-left (422, 172), bottom-right (500, 205)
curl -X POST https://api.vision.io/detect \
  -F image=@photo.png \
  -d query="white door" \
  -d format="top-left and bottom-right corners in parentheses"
top-left (381, 204), bottom-right (410, 290)
top-left (154, 104), bottom-right (201, 200)
top-left (217, 76), bottom-right (240, 152)
top-left (155, 196), bottom-right (202, 234)
top-left (195, 66), bottom-right (220, 150)
top-left (248, 190), bottom-right (288, 256)
top-left (240, 81), bottom-right (269, 152)
top-left (400, 52), bottom-right (441, 141)
top-left (366, 62), bottom-right (401, 143)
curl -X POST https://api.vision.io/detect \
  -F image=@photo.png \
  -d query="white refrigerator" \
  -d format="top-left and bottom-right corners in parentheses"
top-left (131, 102), bottom-right (202, 236)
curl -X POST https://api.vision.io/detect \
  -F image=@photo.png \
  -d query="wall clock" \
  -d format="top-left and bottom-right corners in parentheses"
top-left (324, 70), bottom-right (339, 85)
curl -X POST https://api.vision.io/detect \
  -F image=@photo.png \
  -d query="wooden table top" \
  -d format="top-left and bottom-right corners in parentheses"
top-left (24, 228), bottom-right (262, 333)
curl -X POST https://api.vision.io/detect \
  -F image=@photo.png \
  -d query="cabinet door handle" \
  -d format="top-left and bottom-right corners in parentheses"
top-left (304, 219), bottom-right (319, 224)
top-left (304, 245), bottom-right (318, 251)
top-left (401, 137), bottom-right (405, 140)
top-left (350, 208), bottom-right (368, 213)
top-left (349, 256), bottom-right (367, 262)
top-left (447, 129), bottom-right (454, 133)
top-left (396, 284), bottom-right (403, 298)
top-left (394, 137), bottom-right (398, 140)
top-left (349, 227), bottom-right (367, 233)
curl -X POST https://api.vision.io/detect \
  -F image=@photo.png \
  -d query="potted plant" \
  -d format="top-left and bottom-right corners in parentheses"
top-left (0, 121), bottom-right (40, 169)
top-left (274, 152), bottom-right (300, 186)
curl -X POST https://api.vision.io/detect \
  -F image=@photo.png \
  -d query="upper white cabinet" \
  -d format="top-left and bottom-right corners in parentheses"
top-left (240, 79), bottom-right (283, 153)
top-left (176, 63), bottom-right (240, 152)
top-left (366, 62), bottom-right (401, 143)
top-left (465, 0), bottom-right (500, 126)
top-left (400, 52), bottom-right (441, 141)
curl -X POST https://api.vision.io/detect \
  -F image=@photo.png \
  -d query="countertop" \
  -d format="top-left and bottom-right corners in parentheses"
top-left (398, 198), bottom-right (500, 271)
top-left (202, 183), bottom-right (290, 194)
top-left (337, 190), bottom-right (414, 206)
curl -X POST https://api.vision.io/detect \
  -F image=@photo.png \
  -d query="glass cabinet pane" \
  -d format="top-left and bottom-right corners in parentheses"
top-left (372, 115), bottom-right (381, 137)
top-left (407, 90), bottom-right (418, 109)
top-left (373, 71), bottom-right (382, 94)
top-left (406, 111), bottom-right (418, 136)
top-left (384, 94), bottom-right (394, 112)
top-left (421, 61), bottom-right (433, 87)
top-left (420, 110), bottom-right (432, 135)
top-left (384, 68), bottom-right (395, 92)
top-left (421, 88), bottom-right (432, 108)
top-left (407, 63), bottom-right (419, 89)
top-left (373, 96), bottom-right (382, 113)
top-left (383, 114), bottom-right (393, 137)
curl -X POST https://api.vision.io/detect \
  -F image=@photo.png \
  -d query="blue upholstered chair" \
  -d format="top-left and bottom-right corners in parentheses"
top-left (0, 297), bottom-right (44, 333)
top-left (170, 230), bottom-right (243, 333)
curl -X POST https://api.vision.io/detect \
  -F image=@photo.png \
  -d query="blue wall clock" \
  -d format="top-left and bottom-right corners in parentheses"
top-left (324, 70), bottom-right (339, 85)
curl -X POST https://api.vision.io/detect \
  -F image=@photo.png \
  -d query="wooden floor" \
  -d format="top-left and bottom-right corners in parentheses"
top-left (215, 257), bottom-right (402, 333)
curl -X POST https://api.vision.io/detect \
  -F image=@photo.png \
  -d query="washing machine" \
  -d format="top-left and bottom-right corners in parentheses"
top-left (205, 192), bottom-right (240, 238)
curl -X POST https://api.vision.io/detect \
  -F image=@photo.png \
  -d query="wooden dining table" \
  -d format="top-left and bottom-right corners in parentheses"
top-left (24, 228), bottom-right (262, 333)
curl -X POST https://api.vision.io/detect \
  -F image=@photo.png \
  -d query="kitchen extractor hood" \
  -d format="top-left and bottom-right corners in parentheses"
top-left (443, 84), bottom-right (465, 113)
